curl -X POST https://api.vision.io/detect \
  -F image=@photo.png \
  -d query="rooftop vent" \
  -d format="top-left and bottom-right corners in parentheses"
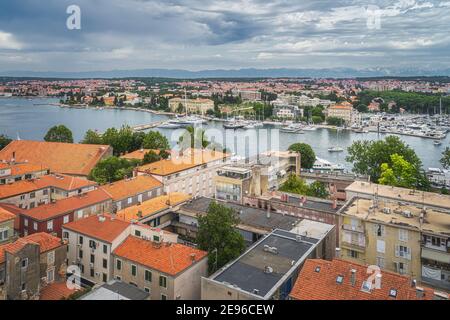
top-left (264, 266), bottom-right (273, 274)
top-left (350, 269), bottom-right (357, 286)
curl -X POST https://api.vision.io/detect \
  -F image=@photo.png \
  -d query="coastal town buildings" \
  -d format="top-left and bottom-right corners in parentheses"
top-left (0, 162), bottom-right (49, 185)
top-left (168, 97), bottom-right (214, 115)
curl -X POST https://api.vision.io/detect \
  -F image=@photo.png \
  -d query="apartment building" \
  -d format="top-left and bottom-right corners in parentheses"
top-left (0, 208), bottom-right (15, 245)
top-left (215, 151), bottom-right (300, 203)
top-left (289, 259), bottom-right (446, 300)
top-left (112, 235), bottom-right (208, 300)
top-left (231, 89), bottom-right (262, 101)
top-left (326, 104), bottom-right (354, 124)
top-left (19, 188), bottom-right (112, 238)
top-left (338, 196), bottom-right (450, 291)
top-left (0, 233), bottom-right (66, 300)
top-left (272, 104), bottom-right (302, 119)
top-left (0, 174), bottom-right (97, 209)
top-left (0, 140), bottom-right (113, 178)
top-left (0, 162), bottom-right (49, 185)
top-left (100, 175), bottom-right (163, 212)
top-left (62, 214), bottom-right (178, 286)
top-left (168, 97), bottom-right (214, 115)
top-left (137, 149), bottom-right (229, 198)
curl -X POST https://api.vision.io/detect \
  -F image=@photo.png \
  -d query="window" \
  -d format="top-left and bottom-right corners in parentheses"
top-left (127, 197), bottom-right (132, 204)
top-left (20, 195), bottom-right (25, 200)
top-left (396, 262), bottom-right (408, 275)
top-left (361, 281), bottom-right (372, 292)
top-left (30, 202), bottom-right (35, 209)
top-left (102, 273), bottom-right (107, 283)
top-left (43, 189), bottom-right (48, 196)
top-left (33, 222), bottom-right (38, 231)
top-left (376, 240), bottom-right (385, 254)
top-left (375, 224), bottom-right (385, 237)
top-left (47, 251), bottom-right (55, 265)
top-left (63, 231), bottom-right (69, 240)
top-left (398, 229), bottom-right (408, 242)
top-left (116, 259), bottom-right (122, 270)
top-left (348, 250), bottom-right (358, 259)
top-left (115, 275), bottom-right (122, 281)
top-left (145, 270), bottom-right (152, 282)
top-left (90, 254), bottom-right (95, 263)
top-left (396, 245), bottom-right (411, 260)
top-left (376, 256), bottom-right (385, 269)
top-left (144, 287), bottom-right (150, 293)
top-left (30, 192), bottom-right (35, 199)
top-left (79, 249), bottom-right (83, 259)
top-left (24, 218), bottom-right (28, 227)
top-left (103, 258), bottom-right (108, 269)
top-left (161, 294), bottom-right (167, 300)
top-left (159, 275), bottom-right (168, 288)
top-left (389, 289), bottom-right (398, 298)
top-left (89, 240), bottom-right (97, 249)
top-left (78, 236), bottom-right (83, 245)
top-left (135, 230), bottom-right (141, 237)
top-left (21, 258), bottom-right (28, 269)
top-left (336, 275), bottom-right (344, 284)
top-left (90, 268), bottom-right (95, 277)
top-left (77, 210), bottom-right (83, 219)
top-left (103, 244), bottom-right (108, 254)
top-left (131, 264), bottom-right (137, 277)
top-left (0, 228), bottom-right (8, 241)
top-left (47, 220), bottom-right (53, 231)
top-left (47, 268), bottom-right (55, 283)
top-left (153, 235), bottom-right (160, 242)
top-left (63, 215), bottom-right (70, 224)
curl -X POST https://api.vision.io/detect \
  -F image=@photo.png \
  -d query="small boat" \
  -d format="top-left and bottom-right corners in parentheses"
top-left (328, 146), bottom-right (344, 152)
top-left (313, 157), bottom-right (345, 171)
top-left (224, 121), bottom-right (246, 129)
top-left (158, 122), bottom-right (182, 129)
top-left (302, 125), bottom-right (317, 131)
top-left (280, 123), bottom-right (303, 133)
top-left (433, 140), bottom-right (442, 146)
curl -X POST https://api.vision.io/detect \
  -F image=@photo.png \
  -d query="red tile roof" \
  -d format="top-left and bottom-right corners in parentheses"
top-left (289, 259), bottom-right (435, 300)
top-left (113, 235), bottom-right (207, 276)
top-left (20, 189), bottom-right (111, 221)
top-left (0, 203), bottom-right (22, 229)
top-left (0, 207), bottom-right (16, 223)
top-left (0, 140), bottom-right (112, 176)
top-left (0, 174), bottom-right (97, 199)
top-left (39, 282), bottom-right (78, 300)
top-left (100, 175), bottom-right (162, 201)
top-left (0, 232), bottom-right (63, 263)
top-left (0, 162), bottom-right (49, 176)
top-left (63, 214), bottom-right (130, 243)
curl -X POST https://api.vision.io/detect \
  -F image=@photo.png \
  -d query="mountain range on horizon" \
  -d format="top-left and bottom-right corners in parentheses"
top-left (1, 67), bottom-right (450, 79)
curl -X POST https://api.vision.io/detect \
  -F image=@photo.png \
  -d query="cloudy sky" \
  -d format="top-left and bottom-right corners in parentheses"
top-left (0, 0), bottom-right (449, 72)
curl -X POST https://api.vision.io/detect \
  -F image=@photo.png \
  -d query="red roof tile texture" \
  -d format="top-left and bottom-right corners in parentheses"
top-left (113, 235), bottom-right (207, 276)
top-left (0, 140), bottom-right (112, 176)
top-left (289, 259), bottom-right (435, 300)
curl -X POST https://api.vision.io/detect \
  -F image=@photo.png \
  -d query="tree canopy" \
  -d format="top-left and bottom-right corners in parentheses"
top-left (379, 154), bottom-right (418, 188)
top-left (88, 156), bottom-right (140, 185)
top-left (346, 136), bottom-right (429, 190)
top-left (441, 147), bottom-right (450, 169)
top-left (0, 134), bottom-right (12, 150)
top-left (279, 175), bottom-right (329, 199)
top-left (44, 125), bottom-right (74, 143)
top-left (142, 150), bottom-right (161, 165)
top-left (196, 201), bottom-right (246, 273)
top-left (288, 143), bottom-right (316, 169)
top-left (326, 116), bottom-right (345, 126)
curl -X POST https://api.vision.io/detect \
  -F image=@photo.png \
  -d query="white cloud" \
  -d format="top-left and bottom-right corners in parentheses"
top-left (0, 31), bottom-right (22, 50)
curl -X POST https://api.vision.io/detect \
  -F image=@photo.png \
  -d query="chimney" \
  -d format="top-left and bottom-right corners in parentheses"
top-left (350, 269), bottom-right (356, 286)
top-left (375, 273), bottom-right (382, 289)
top-left (335, 248), bottom-right (341, 258)
top-left (332, 199), bottom-right (337, 210)
top-left (411, 279), bottom-right (417, 288)
top-left (266, 205), bottom-right (271, 219)
top-left (416, 286), bottom-right (424, 299)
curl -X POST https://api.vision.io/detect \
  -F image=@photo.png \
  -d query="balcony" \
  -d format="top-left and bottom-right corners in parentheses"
top-left (342, 224), bottom-right (365, 234)
top-left (421, 247), bottom-right (450, 264)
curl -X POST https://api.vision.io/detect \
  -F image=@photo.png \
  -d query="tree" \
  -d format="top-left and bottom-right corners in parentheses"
top-left (196, 201), bottom-right (246, 273)
top-left (142, 150), bottom-right (161, 165)
top-left (88, 156), bottom-right (139, 184)
top-left (379, 154), bottom-right (418, 188)
top-left (326, 116), bottom-right (344, 126)
top-left (441, 147), bottom-right (450, 169)
top-left (178, 126), bottom-right (210, 151)
top-left (0, 134), bottom-right (12, 150)
top-left (307, 181), bottom-right (329, 199)
top-left (346, 136), bottom-right (428, 190)
top-left (81, 129), bottom-right (103, 144)
top-left (44, 125), bottom-right (74, 143)
top-left (142, 131), bottom-right (170, 150)
top-left (159, 149), bottom-right (170, 159)
top-left (288, 143), bottom-right (316, 169)
top-left (279, 175), bottom-right (309, 195)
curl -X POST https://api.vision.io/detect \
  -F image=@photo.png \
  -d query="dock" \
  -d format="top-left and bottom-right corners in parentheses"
top-left (131, 121), bottom-right (168, 132)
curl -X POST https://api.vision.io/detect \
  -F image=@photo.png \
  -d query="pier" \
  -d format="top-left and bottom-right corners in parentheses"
top-left (131, 121), bottom-right (168, 132)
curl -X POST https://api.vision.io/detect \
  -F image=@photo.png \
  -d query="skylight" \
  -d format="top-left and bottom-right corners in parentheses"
top-left (336, 275), bottom-right (344, 284)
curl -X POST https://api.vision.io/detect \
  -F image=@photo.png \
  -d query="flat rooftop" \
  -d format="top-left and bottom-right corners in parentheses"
top-left (211, 229), bottom-right (327, 299)
top-left (290, 219), bottom-right (336, 240)
top-left (81, 280), bottom-right (149, 300)
top-left (341, 197), bottom-right (450, 234)
top-left (179, 197), bottom-right (300, 232)
top-left (346, 181), bottom-right (450, 211)
top-left (279, 194), bottom-right (342, 213)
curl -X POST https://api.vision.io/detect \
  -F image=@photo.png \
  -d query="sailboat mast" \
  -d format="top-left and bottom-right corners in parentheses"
top-left (184, 87), bottom-right (188, 117)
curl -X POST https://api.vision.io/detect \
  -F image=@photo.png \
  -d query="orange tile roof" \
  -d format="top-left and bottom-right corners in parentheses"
top-left (0, 207), bottom-right (16, 223)
top-left (120, 149), bottom-right (171, 161)
top-left (289, 259), bottom-right (435, 300)
top-left (100, 175), bottom-right (162, 201)
top-left (0, 162), bottom-right (49, 176)
top-left (138, 148), bottom-right (228, 176)
top-left (0, 140), bottom-right (112, 176)
top-left (113, 235), bottom-right (207, 276)
top-left (39, 282), bottom-right (78, 300)
top-left (116, 193), bottom-right (191, 222)
top-left (0, 174), bottom-right (97, 199)
top-left (0, 203), bottom-right (22, 229)
top-left (63, 214), bottom-right (130, 243)
top-left (0, 232), bottom-right (63, 263)
top-left (20, 189), bottom-right (112, 221)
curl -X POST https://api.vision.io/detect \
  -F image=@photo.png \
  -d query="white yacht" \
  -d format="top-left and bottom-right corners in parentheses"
top-left (313, 157), bottom-right (345, 171)
top-left (328, 146), bottom-right (344, 152)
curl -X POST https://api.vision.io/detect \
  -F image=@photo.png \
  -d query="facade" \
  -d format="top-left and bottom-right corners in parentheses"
top-left (201, 226), bottom-right (335, 300)
top-left (0, 174), bottom-right (97, 209)
top-left (62, 214), bottom-right (178, 286)
top-left (289, 259), bottom-right (444, 300)
top-left (0, 140), bottom-right (113, 177)
top-left (231, 89), bottom-right (262, 101)
top-left (137, 149), bottom-right (229, 198)
top-left (18, 188), bottom-right (112, 238)
top-left (272, 104), bottom-right (302, 119)
top-left (100, 175), bottom-right (163, 212)
top-left (326, 104), bottom-right (354, 124)
top-left (0, 162), bottom-right (49, 185)
top-left (112, 235), bottom-right (208, 300)
top-left (0, 233), bottom-right (66, 300)
top-left (338, 196), bottom-right (450, 291)
top-left (168, 97), bottom-right (214, 115)
top-left (0, 208), bottom-right (15, 245)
